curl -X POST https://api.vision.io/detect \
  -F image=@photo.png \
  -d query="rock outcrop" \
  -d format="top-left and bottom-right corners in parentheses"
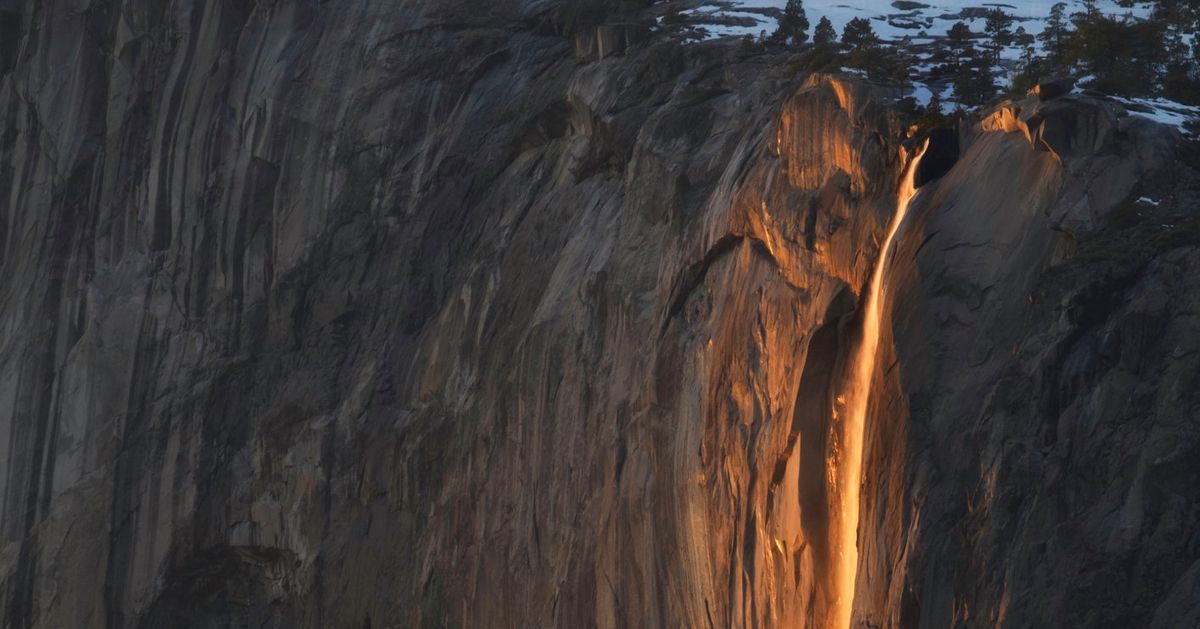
top-left (980, 93), bottom-right (1178, 234)
top-left (1, 2), bottom-right (1198, 629)
top-left (888, 119), bottom-right (1200, 629)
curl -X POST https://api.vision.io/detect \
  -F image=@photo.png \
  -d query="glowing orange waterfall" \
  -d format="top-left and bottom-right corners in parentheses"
top-left (828, 140), bottom-right (928, 629)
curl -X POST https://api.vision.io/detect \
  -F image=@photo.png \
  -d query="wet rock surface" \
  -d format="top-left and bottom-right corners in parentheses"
top-left (1, 2), bottom-right (1198, 628)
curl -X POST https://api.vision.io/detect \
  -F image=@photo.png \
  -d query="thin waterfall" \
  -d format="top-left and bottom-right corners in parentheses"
top-left (828, 139), bottom-right (929, 629)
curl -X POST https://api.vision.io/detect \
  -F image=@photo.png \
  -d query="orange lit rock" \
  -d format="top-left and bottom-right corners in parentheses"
top-left (980, 104), bottom-right (1024, 134)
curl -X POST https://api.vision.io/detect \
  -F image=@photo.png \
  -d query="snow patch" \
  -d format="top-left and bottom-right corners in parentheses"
top-left (684, 0), bottom-right (1158, 45)
top-left (1116, 97), bottom-right (1200, 136)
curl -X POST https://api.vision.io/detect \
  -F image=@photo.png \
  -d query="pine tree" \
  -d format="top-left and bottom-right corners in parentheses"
top-left (984, 8), bottom-right (1014, 64)
top-left (924, 91), bottom-right (945, 125)
top-left (1070, 10), bottom-right (1166, 95)
top-left (813, 16), bottom-right (837, 46)
top-left (1013, 26), bottom-right (1035, 64)
top-left (1040, 2), bottom-right (1070, 67)
top-left (1154, 0), bottom-right (1200, 103)
top-left (944, 22), bottom-right (995, 105)
top-left (947, 21), bottom-right (971, 47)
top-left (774, 0), bottom-right (810, 47)
top-left (838, 18), bottom-right (894, 81)
top-left (888, 37), bottom-right (917, 95)
top-left (946, 21), bottom-right (973, 71)
top-left (1008, 24), bottom-right (1041, 93)
top-left (842, 17), bottom-right (878, 49)
top-left (952, 48), bottom-right (996, 105)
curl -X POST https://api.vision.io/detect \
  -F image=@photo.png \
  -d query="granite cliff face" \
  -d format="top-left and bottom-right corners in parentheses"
top-left (2, 2), bottom-right (1199, 628)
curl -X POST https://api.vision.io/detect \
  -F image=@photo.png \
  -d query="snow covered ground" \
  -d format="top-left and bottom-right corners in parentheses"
top-left (1115, 96), bottom-right (1200, 136)
top-left (682, 0), bottom-right (1156, 43)
top-left (672, 0), bottom-right (1197, 123)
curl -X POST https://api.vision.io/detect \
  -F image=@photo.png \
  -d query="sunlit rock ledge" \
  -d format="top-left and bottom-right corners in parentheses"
top-left (980, 90), bottom-right (1178, 234)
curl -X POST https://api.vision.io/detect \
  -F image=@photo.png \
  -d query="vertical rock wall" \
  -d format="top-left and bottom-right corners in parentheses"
top-left (2, 2), bottom-right (1198, 628)
top-left (0, 2), bottom-right (905, 626)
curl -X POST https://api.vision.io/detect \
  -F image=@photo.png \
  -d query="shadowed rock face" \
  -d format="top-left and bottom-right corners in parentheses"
top-left (913, 127), bottom-right (959, 188)
top-left (2, 3), bottom-right (1199, 629)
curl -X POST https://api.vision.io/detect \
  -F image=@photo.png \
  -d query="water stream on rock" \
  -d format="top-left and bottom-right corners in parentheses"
top-left (828, 139), bottom-right (928, 629)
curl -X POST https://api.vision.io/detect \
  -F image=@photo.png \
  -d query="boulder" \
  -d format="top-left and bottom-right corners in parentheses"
top-left (1121, 115), bottom-right (1180, 172)
top-left (1032, 97), bottom-right (1118, 164)
top-left (1028, 77), bottom-right (1075, 102)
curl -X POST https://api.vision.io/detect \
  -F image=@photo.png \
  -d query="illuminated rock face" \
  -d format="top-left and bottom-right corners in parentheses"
top-left (2, 3), bottom-right (1199, 629)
